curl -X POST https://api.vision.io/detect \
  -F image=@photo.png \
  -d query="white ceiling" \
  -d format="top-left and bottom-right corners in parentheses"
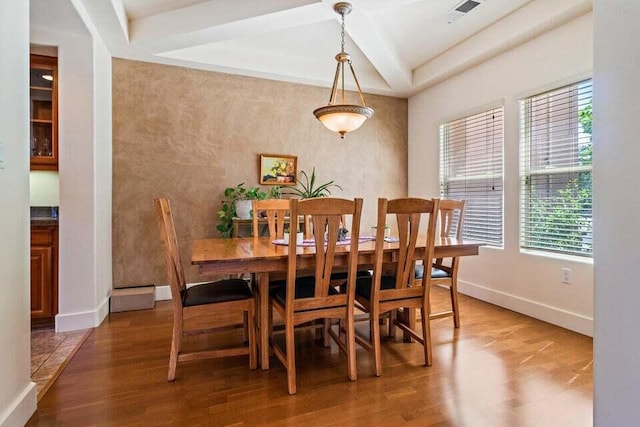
top-left (31, 0), bottom-right (593, 97)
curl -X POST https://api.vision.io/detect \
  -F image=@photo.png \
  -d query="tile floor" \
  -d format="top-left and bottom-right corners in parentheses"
top-left (31, 327), bottom-right (92, 400)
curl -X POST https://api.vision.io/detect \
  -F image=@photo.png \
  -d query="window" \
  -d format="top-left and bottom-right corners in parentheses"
top-left (440, 106), bottom-right (504, 246)
top-left (520, 79), bottom-right (593, 257)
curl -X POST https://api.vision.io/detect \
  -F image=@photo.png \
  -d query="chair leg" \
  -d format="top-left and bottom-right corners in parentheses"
top-left (248, 304), bottom-right (258, 370)
top-left (323, 318), bottom-right (331, 348)
top-left (346, 309), bottom-right (357, 381)
top-left (388, 310), bottom-right (396, 337)
top-left (370, 307), bottom-right (382, 377)
top-left (450, 280), bottom-right (461, 328)
top-left (168, 313), bottom-right (183, 382)
top-left (285, 320), bottom-right (297, 395)
top-left (421, 304), bottom-right (433, 367)
top-left (316, 319), bottom-right (324, 341)
top-left (259, 273), bottom-right (270, 370)
top-left (243, 311), bottom-right (249, 342)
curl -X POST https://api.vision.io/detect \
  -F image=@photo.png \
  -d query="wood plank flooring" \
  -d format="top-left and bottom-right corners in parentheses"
top-left (28, 287), bottom-right (593, 426)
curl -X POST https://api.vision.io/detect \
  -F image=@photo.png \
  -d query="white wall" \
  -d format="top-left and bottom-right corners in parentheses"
top-left (30, 26), bottom-right (101, 331)
top-left (593, 0), bottom-right (640, 424)
top-left (409, 13), bottom-right (594, 335)
top-left (31, 0), bottom-right (113, 331)
top-left (91, 32), bottom-right (113, 319)
top-left (30, 171), bottom-right (60, 206)
top-left (0, 0), bottom-right (37, 425)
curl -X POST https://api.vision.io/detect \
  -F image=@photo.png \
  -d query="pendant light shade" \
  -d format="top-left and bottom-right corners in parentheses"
top-left (313, 2), bottom-right (374, 139)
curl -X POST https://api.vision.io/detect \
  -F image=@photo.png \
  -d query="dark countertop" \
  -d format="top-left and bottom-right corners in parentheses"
top-left (31, 217), bottom-right (59, 227)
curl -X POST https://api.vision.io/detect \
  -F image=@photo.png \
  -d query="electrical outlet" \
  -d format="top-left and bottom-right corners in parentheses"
top-left (561, 268), bottom-right (572, 284)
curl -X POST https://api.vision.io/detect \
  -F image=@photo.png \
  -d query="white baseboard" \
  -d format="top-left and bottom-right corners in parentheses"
top-left (155, 285), bottom-right (171, 301)
top-left (55, 296), bottom-right (110, 332)
top-left (0, 382), bottom-right (36, 427)
top-left (458, 279), bottom-right (593, 337)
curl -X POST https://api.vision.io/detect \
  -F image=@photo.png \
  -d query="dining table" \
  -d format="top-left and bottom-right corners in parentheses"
top-left (192, 235), bottom-right (483, 370)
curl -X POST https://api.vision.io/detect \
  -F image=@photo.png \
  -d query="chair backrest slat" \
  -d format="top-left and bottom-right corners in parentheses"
top-left (372, 198), bottom-right (439, 297)
top-left (155, 198), bottom-right (187, 308)
top-left (252, 199), bottom-right (290, 238)
top-left (438, 199), bottom-right (465, 239)
top-left (288, 198), bottom-right (363, 306)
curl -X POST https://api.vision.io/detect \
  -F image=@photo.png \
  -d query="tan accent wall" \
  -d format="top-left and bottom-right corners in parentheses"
top-left (112, 58), bottom-right (407, 287)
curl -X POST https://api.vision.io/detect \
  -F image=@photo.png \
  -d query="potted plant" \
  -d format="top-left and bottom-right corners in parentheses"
top-left (283, 167), bottom-right (342, 199)
top-left (267, 185), bottom-right (282, 200)
top-left (216, 183), bottom-right (267, 237)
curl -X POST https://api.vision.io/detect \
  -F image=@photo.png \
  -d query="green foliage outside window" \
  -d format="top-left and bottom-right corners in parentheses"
top-left (527, 99), bottom-right (593, 255)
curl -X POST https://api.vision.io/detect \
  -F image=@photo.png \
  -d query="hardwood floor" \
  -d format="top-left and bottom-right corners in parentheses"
top-left (28, 287), bottom-right (592, 426)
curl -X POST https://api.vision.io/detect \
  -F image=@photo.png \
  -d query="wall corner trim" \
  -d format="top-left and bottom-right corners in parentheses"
top-left (55, 296), bottom-right (110, 332)
top-left (0, 382), bottom-right (36, 427)
top-left (155, 285), bottom-right (172, 301)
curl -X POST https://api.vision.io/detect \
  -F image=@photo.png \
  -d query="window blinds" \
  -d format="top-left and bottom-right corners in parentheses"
top-left (520, 79), bottom-right (593, 256)
top-left (440, 106), bottom-right (504, 246)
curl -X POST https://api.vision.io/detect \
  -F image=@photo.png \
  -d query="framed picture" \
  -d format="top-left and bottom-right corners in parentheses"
top-left (259, 154), bottom-right (297, 185)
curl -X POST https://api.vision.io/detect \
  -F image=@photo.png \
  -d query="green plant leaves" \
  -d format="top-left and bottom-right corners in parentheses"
top-left (283, 167), bottom-right (342, 199)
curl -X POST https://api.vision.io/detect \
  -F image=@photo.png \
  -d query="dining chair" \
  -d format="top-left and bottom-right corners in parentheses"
top-left (155, 198), bottom-right (257, 381)
top-left (414, 199), bottom-right (465, 328)
top-left (354, 197), bottom-right (439, 376)
top-left (269, 197), bottom-right (363, 394)
top-left (251, 199), bottom-right (291, 238)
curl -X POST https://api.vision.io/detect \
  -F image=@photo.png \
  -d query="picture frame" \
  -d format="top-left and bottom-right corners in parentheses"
top-left (259, 154), bottom-right (297, 185)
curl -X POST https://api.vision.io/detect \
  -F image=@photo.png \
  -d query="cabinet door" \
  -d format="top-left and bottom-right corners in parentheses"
top-left (30, 54), bottom-right (58, 170)
top-left (31, 246), bottom-right (53, 318)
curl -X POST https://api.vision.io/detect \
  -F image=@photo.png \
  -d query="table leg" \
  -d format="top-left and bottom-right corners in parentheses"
top-left (258, 272), bottom-right (270, 370)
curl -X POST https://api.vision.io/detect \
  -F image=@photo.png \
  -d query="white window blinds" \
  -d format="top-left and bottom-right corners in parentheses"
top-left (440, 106), bottom-right (504, 246)
top-left (519, 79), bottom-right (593, 257)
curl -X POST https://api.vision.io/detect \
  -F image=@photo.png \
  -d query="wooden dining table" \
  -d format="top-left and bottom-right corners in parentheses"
top-left (192, 236), bottom-right (483, 369)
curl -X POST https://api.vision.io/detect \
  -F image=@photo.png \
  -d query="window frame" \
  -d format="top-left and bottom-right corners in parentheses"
top-left (439, 105), bottom-right (505, 247)
top-left (519, 78), bottom-right (593, 258)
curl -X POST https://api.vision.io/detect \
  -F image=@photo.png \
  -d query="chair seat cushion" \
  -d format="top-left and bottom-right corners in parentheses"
top-left (355, 275), bottom-right (400, 301)
top-left (270, 276), bottom-right (340, 308)
top-left (414, 264), bottom-right (451, 280)
top-left (329, 270), bottom-right (373, 281)
top-left (182, 279), bottom-right (252, 307)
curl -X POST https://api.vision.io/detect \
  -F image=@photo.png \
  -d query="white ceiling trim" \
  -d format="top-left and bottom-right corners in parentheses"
top-left (412, 0), bottom-right (593, 94)
top-left (129, 0), bottom-right (324, 52)
top-left (66, 0), bottom-right (594, 98)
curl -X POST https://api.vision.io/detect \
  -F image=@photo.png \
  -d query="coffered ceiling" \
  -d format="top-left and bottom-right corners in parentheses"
top-left (34, 0), bottom-right (593, 97)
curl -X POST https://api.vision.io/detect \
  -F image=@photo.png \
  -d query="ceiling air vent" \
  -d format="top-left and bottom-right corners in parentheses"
top-left (446, 0), bottom-right (483, 24)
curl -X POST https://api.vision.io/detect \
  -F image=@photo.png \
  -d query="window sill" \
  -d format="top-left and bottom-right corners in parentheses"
top-left (519, 248), bottom-right (593, 265)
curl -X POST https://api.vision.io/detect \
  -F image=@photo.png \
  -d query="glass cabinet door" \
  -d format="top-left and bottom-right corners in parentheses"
top-left (30, 54), bottom-right (58, 170)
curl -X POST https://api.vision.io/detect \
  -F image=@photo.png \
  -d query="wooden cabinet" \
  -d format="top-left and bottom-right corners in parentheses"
top-left (30, 54), bottom-right (58, 171)
top-left (31, 226), bottom-right (58, 325)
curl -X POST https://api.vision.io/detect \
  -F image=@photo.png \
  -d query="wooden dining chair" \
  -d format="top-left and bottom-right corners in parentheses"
top-left (155, 198), bottom-right (257, 381)
top-left (251, 199), bottom-right (291, 238)
top-left (269, 197), bottom-right (363, 394)
top-left (354, 197), bottom-right (439, 376)
top-left (414, 199), bottom-right (465, 328)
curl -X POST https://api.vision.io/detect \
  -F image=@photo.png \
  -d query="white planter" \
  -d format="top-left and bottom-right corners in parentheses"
top-left (235, 199), bottom-right (253, 219)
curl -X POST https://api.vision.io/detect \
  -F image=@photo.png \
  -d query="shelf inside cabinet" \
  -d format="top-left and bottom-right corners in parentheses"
top-left (30, 54), bottom-right (58, 170)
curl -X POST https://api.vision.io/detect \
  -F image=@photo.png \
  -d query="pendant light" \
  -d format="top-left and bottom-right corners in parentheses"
top-left (313, 2), bottom-right (374, 139)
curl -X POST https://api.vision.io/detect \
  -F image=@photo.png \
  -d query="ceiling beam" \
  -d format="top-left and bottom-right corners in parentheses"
top-left (130, 0), bottom-right (332, 54)
top-left (109, 0), bottom-right (129, 42)
top-left (340, 8), bottom-right (412, 95)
